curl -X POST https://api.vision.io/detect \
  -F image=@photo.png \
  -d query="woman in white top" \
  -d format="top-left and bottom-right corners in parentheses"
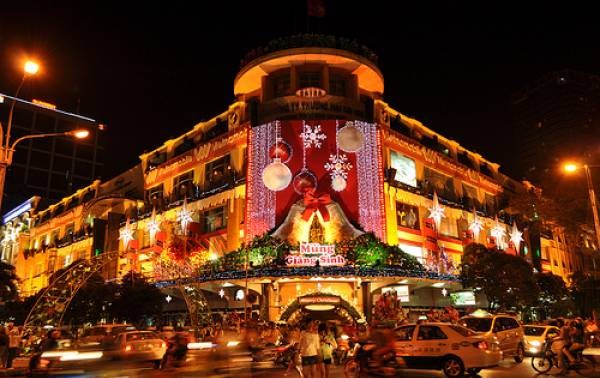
top-left (299, 320), bottom-right (321, 378)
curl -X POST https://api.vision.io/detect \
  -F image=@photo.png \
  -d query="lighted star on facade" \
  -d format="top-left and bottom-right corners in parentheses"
top-left (146, 208), bottom-right (161, 242)
top-left (468, 209), bottom-right (483, 240)
top-left (177, 198), bottom-right (193, 232)
top-left (509, 222), bottom-right (524, 252)
top-left (428, 192), bottom-right (445, 231)
top-left (119, 218), bottom-right (135, 247)
top-left (490, 217), bottom-right (507, 249)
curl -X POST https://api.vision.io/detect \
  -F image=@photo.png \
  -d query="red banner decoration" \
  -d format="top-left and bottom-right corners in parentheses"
top-left (302, 189), bottom-right (331, 222)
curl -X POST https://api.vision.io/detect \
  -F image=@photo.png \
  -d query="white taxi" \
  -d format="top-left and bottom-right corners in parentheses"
top-left (523, 325), bottom-right (559, 355)
top-left (394, 322), bottom-right (502, 378)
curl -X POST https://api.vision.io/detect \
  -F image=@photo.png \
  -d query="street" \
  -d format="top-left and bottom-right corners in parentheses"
top-left (4, 357), bottom-right (600, 378)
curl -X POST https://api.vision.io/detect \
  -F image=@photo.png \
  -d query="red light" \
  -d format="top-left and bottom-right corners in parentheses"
top-left (476, 341), bottom-right (488, 350)
top-left (125, 345), bottom-right (132, 352)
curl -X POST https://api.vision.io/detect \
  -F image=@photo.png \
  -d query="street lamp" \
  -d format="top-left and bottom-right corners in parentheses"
top-left (0, 129), bottom-right (90, 212)
top-left (562, 162), bottom-right (600, 258)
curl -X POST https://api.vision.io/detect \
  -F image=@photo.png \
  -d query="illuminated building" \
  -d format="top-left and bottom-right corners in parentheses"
top-left (0, 95), bottom-right (104, 212)
top-left (6, 35), bottom-right (581, 324)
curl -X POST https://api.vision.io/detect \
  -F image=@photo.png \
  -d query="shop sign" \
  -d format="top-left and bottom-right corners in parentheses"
top-left (299, 296), bottom-right (340, 305)
top-left (450, 291), bottom-right (476, 306)
top-left (286, 242), bottom-right (346, 266)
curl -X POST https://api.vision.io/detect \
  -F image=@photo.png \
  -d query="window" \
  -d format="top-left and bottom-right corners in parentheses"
top-left (329, 73), bottom-right (347, 96)
top-left (390, 151), bottom-right (417, 187)
top-left (417, 326), bottom-right (448, 340)
top-left (273, 71), bottom-right (291, 97)
top-left (485, 193), bottom-right (497, 215)
top-left (203, 206), bottom-right (228, 233)
top-left (396, 202), bottom-right (419, 230)
top-left (462, 184), bottom-right (478, 207)
top-left (146, 184), bottom-right (164, 208)
top-left (205, 155), bottom-right (230, 184)
top-left (395, 326), bottom-right (416, 341)
top-left (173, 171), bottom-right (194, 199)
top-left (439, 217), bottom-right (458, 238)
top-left (299, 71), bottom-right (321, 88)
top-left (424, 168), bottom-right (455, 199)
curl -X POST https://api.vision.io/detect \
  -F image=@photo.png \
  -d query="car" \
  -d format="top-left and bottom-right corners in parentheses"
top-left (78, 324), bottom-right (137, 347)
top-left (460, 313), bottom-right (526, 363)
top-left (393, 322), bottom-right (502, 378)
top-left (109, 331), bottom-right (167, 366)
top-left (522, 325), bottom-right (559, 355)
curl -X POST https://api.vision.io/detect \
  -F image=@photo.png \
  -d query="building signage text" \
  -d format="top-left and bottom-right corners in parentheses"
top-left (286, 242), bottom-right (346, 266)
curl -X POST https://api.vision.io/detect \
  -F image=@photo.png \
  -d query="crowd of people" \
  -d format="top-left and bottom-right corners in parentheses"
top-left (0, 323), bottom-right (23, 369)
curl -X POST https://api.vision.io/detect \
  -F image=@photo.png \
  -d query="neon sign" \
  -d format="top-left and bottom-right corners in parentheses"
top-left (286, 242), bottom-right (346, 267)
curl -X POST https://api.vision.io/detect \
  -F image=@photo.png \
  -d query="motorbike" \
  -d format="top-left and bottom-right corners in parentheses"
top-left (343, 341), bottom-right (404, 378)
top-left (251, 342), bottom-right (291, 363)
top-left (158, 339), bottom-right (188, 369)
top-left (274, 343), bottom-right (298, 368)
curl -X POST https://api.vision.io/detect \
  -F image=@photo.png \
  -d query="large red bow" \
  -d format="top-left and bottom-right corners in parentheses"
top-left (302, 190), bottom-right (332, 222)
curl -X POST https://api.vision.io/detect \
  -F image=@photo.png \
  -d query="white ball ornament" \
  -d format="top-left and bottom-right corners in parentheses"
top-left (337, 122), bottom-right (365, 153)
top-left (331, 174), bottom-right (347, 192)
top-left (262, 158), bottom-right (292, 191)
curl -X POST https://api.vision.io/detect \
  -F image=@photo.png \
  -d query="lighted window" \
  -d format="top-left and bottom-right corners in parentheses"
top-left (396, 202), bottom-right (419, 230)
top-left (273, 71), bottom-right (291, 97)
top-left (173, 171), bottom-right (194, 199)
top-left (203, 206), bottom-right (228, 233)
top-left (390, 151), bottom-right (417, 187)
top-left (299, 71), bottom-right (321, 88)
top-left (329, 73), bottom-right (347, 97)
top-left (205, 155), bottom-right (231, 184)
top-left (146, 184), bottom-right (164, 205)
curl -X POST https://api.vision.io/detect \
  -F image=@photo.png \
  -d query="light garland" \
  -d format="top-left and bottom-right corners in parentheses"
top-left (490, 217), bottom-right (507, 250)
top-left (177, 198), bottom-right (193, 233)
top-left (246, 122), bottom-right (276, 242)
top-left (509, 222), bottom-right (523, 252)
top-left (427, 192), bottom-right (445, 231)
top-left (468, 209), bottom-right (483, 241)
top-left (355, 121), bottom-right (386, 240)
top-left (119, 218), bottom-right (135, 248)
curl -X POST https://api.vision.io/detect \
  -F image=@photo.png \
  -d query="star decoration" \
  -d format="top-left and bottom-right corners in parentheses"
top-left (468, 209), bottom-right (484, 240)
top-left (165, 295), bottom-right (172, 303)
top-left (300, 122), bottom-right (327, 149)
top-left (219, 288), bottom-right (225, 298)
top-left (490, 217), bottom-right (507, 249)
top-left (119, 218), bottom-right (135, 248)
top-left (324, 153), bottom-right (353, 179)
top-left (509, 222), bottom-right (524, 252)
top-left (427, 192), bottom-right (445, 231)
top-left (177, 198), bottom-right (193, 233)
top-left (146, 207), bottom-right (161, 242)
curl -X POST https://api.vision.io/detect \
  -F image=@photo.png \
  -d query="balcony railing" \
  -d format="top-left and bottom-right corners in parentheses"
top-left (258, 95), bottom-right (366, 123)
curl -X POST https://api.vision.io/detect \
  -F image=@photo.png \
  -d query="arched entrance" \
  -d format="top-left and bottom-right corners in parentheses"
top-left (279, 294), bottom-right (364, 326)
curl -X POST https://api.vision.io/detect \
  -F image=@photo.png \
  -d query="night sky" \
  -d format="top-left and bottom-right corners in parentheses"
top-left (1, 1), bottom-right (598, 181)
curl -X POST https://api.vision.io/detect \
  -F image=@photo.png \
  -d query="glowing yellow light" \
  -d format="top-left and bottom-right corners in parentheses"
top-left (67, 129), bottom-right (90, 139)
top-left (563, 163), bottom-right (578, 173)
top-left (24, 60), bottom-right (39, 75)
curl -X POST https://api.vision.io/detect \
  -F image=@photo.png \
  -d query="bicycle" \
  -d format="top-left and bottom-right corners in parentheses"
top-left (531, 338), bottom-right (596, 376)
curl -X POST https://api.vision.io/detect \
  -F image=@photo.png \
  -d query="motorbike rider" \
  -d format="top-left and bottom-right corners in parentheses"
top-left (160, 329), bottom-right (188, 369)
top-left (370, 325), bottom-right (395, 372)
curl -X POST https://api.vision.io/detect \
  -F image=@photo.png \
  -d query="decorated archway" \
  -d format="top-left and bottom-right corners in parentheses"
top-left (24, 250), bottom-right (212, 331)
top-left (279, 293), bottom-right (364, 325)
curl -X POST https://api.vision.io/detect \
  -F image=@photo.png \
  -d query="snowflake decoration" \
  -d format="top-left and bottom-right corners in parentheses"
top-left (119, 218), bottom-right (135, 248)
top-left (324, 153), bottom-right (353, 179)
top-left (490, 217), bottom-right (507, 249)
top-left (177, 198), bottom-right (193, 232)
top-left (146, 208), bottom-right (161, 242)
top-left (468, 210), bottom-right (484, 240)
top-left (428, 192), bottom-right (445, 231)
top-left (509, 222), bottom-right (524, 252)
top-left (300, 123), bottom-right (327, 149)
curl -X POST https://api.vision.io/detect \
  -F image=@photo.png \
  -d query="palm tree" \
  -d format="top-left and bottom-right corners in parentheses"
top-left (0, 262), bottom-right (19, 303)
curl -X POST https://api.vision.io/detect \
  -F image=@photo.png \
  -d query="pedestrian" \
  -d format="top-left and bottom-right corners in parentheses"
top-left (0, 326), bottom-right (8, 368)
top-left (319, 325), bottom-right (336, 378)
top-left (6, 322), bottom-right (21, 368)
top-left (299, 320), bottom-right (321, 378)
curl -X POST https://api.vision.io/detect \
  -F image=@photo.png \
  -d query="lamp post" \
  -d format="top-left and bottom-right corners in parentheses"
top-left (0, 129), bottom-right (90, 213)
top-left (563, 163), bottom-right (600, 270)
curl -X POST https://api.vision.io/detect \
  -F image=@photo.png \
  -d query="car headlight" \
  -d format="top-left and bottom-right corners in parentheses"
top-left (529, 340), bottom-right (541, 347)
